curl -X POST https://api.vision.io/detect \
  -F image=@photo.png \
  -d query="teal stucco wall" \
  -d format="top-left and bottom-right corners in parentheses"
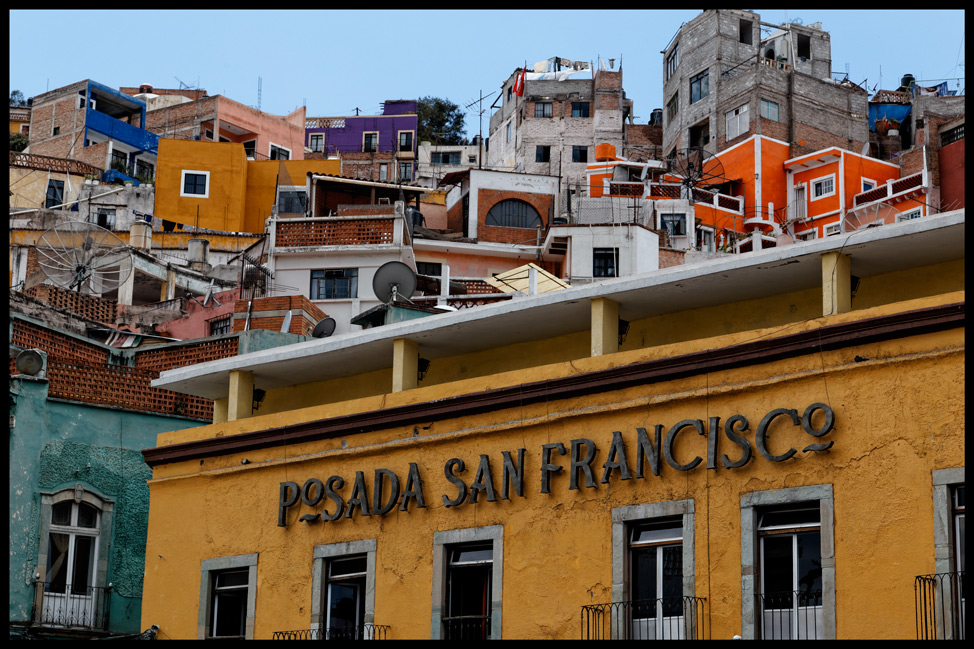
top-left (9, 375), bottom-right (206, 636)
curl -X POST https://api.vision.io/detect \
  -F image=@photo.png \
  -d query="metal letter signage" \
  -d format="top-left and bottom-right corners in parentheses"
top-left (277, 402), bottom-right (836, 526)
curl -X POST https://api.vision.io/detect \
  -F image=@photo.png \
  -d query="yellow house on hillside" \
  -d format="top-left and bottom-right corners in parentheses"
top-left (154, 139), bottom-right (341, 233)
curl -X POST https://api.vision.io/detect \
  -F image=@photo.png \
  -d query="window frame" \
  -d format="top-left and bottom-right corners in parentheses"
top-left (897, 208), bottom-right (923, 222)
top-left (431, 525), bottom-right (503, 640)
top-left (612, 500), bottom-right (696, 639)
top-left (398, 130), bottom-right (414, 153)
top-left (690, 70), bottom-right (709, 104)
top-left (725, 103), bottom-right (749, 141)
top-left (309, 134), bottom-right (324, 152)
top-left (311, 539), bottom-right (377, 639)
top-left (276, 185), bottom-right (308, 215)
top-left (92, 207), bottom-right (116, 230)
top-left (311, 268), bottom-right (359, 300)
top-left (740, 485), bottom-right (835, 640)
top-left (810, 174), bottom-right (836, 201)
top-left (180, 169), bottom-right (210, 198)
top-left (534, 102), bottom-right (553, 118)
top-left (398, 161), bottom-right (413, 182)
top-left (760, 98), bottom-right (780, 122)
top-left (666, 93), bottom-right (679, 124)
top-left (37, 485), bottom-right (114, 628)
top-left (484, 199), bottom-right (542, 229)
top-left (660, 213), bottom-right (688, 238)
top-left (198, 553), bottom-right (258, 640)
top-left (269, 143), bottom-right (291, 161)
top-left (666, 45), bottom-right (679, 81)
top-left (363, 132), bottom-right (379, 153)
top-left (572, 145), bottom-right (588, 163)
top-left (45, 179), bottom-right (65, 209)
top-left (571, 101), bottom-right (590, 118)
top-left (592, 247), bottom-right (619, 278)
top-left (535, 145), bottom-right (551, 163)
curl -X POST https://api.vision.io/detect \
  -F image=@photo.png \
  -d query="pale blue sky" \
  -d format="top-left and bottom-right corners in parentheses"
top-left (9, 10), bottom-right (965, 140)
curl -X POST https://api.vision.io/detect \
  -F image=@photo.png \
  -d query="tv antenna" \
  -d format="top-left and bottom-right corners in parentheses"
top-left (465, 91), bottom-right (497, 169)
top-left (35, 221), bottom-right (133, 295)
top-left (840, 200), bottom-right (904, 233)
top-left (372, 261), bottom-right (417, 305)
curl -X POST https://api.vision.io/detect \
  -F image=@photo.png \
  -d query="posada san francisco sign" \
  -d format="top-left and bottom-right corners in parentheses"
top-left (278, 402), bottom-right (835, 527)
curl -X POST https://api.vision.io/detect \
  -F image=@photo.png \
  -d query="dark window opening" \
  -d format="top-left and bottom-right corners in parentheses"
top-left (796, 34), bottom-right (811, 60)
top-left (536, 145), bottom-right (551, 163)
top-left (572, 102), bottom-right (590, 118)
top-left (444, 543), bottom-right (492, 640)
top-left (740, 19), bottom-right (753, 45)
top-left (324, 555), bottom-right (367, 639)
top-left (593, 248), bottom-right (619, 278)
top-left (210, 569), bottom-right (249, 639)
top-left (311, 268), bottom-right (359, 299)
top-left (485, 199), bottom-right (542, 229)
top-left (572, 145), bottom-right (588, 163)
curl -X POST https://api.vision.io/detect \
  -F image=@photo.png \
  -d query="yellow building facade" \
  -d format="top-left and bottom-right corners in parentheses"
top-left (153, 139), bottom-right (341, 233)
top-left (141, 211), bottom-right (965, 640)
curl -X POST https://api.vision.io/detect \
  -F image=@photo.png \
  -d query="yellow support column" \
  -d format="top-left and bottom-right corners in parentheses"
top-left (227, 370), bottom-right (254, 422)
top-left (392, 338), bottom-right (419, 393)
top-left (822, 251), bottom-right (852, 316)
top-left (212, 398), bottom-right (229, 424)
top-left (591, 297), bottom-right (620, 357)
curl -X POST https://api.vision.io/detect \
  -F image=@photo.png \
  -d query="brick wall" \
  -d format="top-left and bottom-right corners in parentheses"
top-left (25, 284), bottom-right (118, 325)
top-left (477, 187), bottom-right (552, 244)
top-left (231, 295), bottom-right (327, 336)
top-left (275, 218), bottom-right (395, 247)
top-left (144, 96), bottom-right (218, 140)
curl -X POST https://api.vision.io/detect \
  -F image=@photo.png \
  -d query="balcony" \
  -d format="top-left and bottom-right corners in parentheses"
top-left (85, 108), bottom-right (158, 153)
top-left (272, 624), bottom-right (391, 640)
top-left (442, 615), bottom-right (491, 640)
top-left (916, 572), bottom-right (965, 640)
top-left (31, 581), bottom-right (111, 633)
top-left (580, 597), bottom-right (708, 640)
top-left (648, 182), bottom-right (744, 214)
top-left (853, 170), bottom-right (927, 207)
top-left (756, 590), bottom-right (823, 640)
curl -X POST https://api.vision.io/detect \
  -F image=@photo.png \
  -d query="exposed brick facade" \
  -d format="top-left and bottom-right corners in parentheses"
top-left (231, 295), bottom-right (327, 336)
top-left (476, 188), bottom-right (553, 245)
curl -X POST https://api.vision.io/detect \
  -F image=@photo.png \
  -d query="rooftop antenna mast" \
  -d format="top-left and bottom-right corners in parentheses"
top-left (465, 91), bottom-right (496, 170)
top-left (257, 76), bottom-right (262, 110)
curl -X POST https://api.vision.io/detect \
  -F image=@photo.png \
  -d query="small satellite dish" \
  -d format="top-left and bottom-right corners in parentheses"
top-left (15, 349), bottom-right (45, 376)
top-left (311, 317), bottom-right (336, 338)
top-left (372, 261), bottom-right (417, 304)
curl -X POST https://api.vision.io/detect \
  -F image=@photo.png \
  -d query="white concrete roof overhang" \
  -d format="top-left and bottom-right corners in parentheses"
top-left (153, 211), bottom-right (964, 400)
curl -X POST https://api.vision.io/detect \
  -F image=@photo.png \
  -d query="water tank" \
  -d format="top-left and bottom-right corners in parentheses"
top-left (405, 206), bottom-right (425, 229)
top-left (650, 109), bottom-right (663, 126)
top-left (595, 143), bottom-right (617, 162)
top-left (901, 74), bottom-right (915, 89)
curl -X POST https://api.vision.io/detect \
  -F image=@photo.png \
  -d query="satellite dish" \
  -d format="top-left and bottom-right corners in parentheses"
top-left (311, 317), bottom-right (336, 338)
top-left (667, 147), bottom-right (728, 202)
top-left (35, 221), bottom-right (133, 295)
top-left (372, 261), bottom-right (417, 304)
top-left (15, 349), bottom-right (45, 376)
top-left (841, 200), bottom-right (903, 233)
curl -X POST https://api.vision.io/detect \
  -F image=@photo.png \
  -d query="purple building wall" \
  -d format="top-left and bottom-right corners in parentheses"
top-left (306, 100), bottom-right (418, 157)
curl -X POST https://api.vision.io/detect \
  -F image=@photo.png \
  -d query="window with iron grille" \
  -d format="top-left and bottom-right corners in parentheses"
top-left (535, 102), bottom-right (552, 118)
top-left (484, 199), bottom-right (542, 229)
top-left (311, 269), bottom-right (359, 299)
top-left (629, 518), bottom-right (685, 639)
top-left (941, 123), bottom-right (964, 146)
top-left (444, 543), bottom-right (493, 640)
top-left (209, 315), bottom-right (232, 336)
top-left (572, 102), bottom-right (590, 118)
top-left (593, 248), bottom-right (619, 278)
top-left (757, 502), bottom-right (823, 640)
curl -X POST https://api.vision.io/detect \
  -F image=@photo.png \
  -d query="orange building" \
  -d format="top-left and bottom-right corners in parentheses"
top-left (591, 135), bottom-right (931, 253)
top-left (154, 139), bottom-right (341, 233)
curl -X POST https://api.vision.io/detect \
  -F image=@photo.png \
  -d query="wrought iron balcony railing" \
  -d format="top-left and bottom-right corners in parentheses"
top-left (442, 614), bottom-right (491, 640)
top-left (580, 596), bottom-right (708, 640)
top-left (31, 581), bottom-right (111, 632)
top-left (916, 571), bottom-right (965, 640)
top-left (757, 589), bottom-right (824, 640)
top-left (271, 624), bottom-right (391, 640)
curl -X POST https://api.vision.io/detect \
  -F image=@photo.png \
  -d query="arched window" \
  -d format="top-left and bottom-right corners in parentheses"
top-left (38, 486), bottom-right (113, 629)
top-left (484, 199), bottom-right (542, 229)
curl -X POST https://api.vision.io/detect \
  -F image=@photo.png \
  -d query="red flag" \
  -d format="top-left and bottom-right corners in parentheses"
top-left (513, 68), bottom-right (526, 97)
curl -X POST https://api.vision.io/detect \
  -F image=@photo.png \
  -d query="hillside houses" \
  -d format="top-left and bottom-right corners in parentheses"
top-left (8, 8), bottom-right (965, 641)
